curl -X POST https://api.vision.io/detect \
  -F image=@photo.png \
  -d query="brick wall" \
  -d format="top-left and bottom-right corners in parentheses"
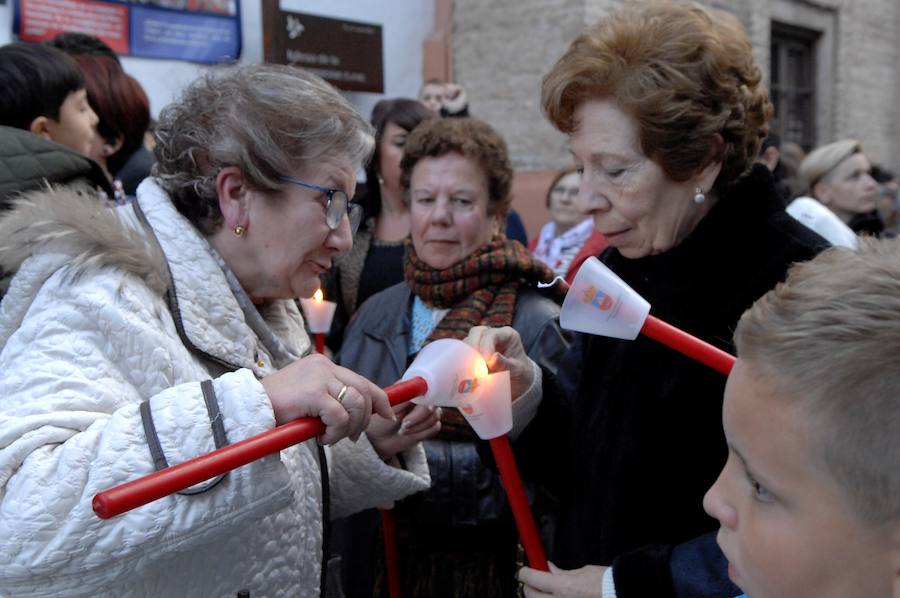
top-left (453, 0), bottom-right (900, 174)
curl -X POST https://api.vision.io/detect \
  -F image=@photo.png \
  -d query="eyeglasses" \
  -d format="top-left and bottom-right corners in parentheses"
top-left (279, 176), bottom-right (362, 234)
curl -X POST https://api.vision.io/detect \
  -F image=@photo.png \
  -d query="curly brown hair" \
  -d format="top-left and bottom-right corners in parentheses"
top-left (399, 117), bottom-right (513, 217)
top-left (541, 1), bottom-right (772, 197)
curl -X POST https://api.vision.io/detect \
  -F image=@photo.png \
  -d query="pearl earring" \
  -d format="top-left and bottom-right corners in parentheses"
top-left (233, 225), bottom-right (245, 237)
top-left (693, 187), bottom-right (705, 205)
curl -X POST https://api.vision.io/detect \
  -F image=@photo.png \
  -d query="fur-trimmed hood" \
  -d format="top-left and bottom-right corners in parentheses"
top-left (1, 178), bottom-right (313, 370)
top-left (0, 178), bottom-right (431, 597)
top-left (0, 185), bottom-right (167, 295)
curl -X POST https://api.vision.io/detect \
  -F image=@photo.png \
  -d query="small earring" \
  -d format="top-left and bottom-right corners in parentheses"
top-left (693, 187), bottom-right (706, 205)
top-left (233, 225), bottom-right (245, 237)
top-left (377, 175), bottom-right (385, 186)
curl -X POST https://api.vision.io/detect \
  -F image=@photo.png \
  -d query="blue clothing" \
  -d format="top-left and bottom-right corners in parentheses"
top-left (505, 209), bottom-right (528, 245)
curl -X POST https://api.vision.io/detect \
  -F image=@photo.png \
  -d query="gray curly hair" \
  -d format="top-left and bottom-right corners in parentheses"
top-left (153, 64), bottom-right (374, 234)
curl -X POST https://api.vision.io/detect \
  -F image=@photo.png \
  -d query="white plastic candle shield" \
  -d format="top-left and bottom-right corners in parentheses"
top-left (560, 256), bottom-right (651, 340)
top-left (298, 290), bottom-right (337, 334)
top-left (401, 338), bottom-right (485, 407)
top-left (456, 369), bottom-right (513, 439)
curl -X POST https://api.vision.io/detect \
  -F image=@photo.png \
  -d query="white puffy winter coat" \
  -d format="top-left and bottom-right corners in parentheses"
top-left (0, 180), bottom-right (430, 597)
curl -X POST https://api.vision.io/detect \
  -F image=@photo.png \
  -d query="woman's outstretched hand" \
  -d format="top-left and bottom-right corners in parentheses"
top-left (261, 353), bottom-right (394, 445)
top-left (367, 402), bottom-right (442, 461)
top-left (464, 325), bottom-right (534, 399)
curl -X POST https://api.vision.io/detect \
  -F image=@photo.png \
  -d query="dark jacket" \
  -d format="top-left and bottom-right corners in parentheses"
top-left (334, 280), bottom-right (570, 598)
top-left (0, 126), bottom-right (113, 208)
top-left (115, 144), bottom-right (155, 197)
top-left (0, 126), bottom-right (114, 297)
top-left (514, 165), bottom-right (829, 596)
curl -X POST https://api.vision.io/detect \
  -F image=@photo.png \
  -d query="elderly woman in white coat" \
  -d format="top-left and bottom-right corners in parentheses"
top-left (0, 65), bottom-right (438, 597)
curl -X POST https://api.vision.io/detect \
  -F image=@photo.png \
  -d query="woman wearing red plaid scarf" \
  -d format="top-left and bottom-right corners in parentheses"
top-left (332, 117), bottom-right (571, 597)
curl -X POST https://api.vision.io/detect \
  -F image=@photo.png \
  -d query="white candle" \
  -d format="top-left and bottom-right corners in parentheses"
top-left (299, 288), bottom-right (337, 334)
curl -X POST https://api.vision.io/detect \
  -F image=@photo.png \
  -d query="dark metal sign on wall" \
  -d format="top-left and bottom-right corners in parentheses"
top-left (262, 1), bottom-right (383, 93)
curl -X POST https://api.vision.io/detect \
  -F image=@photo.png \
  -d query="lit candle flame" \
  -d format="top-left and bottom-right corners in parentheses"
top-left (313, 288), bottom-right (323, 303)
top-left (474, 357), bottom-right (489, 379)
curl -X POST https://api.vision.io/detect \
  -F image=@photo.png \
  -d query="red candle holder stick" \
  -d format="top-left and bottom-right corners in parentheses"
top-left (93, 377), bottom-right (428, 519)
top-left (381, 509), bottom-right (402, 598)
top-left (451, 364), bottom-right (549, 572)
top-left (560, 257), bottom-right (736, 375)
top-left (315, 333), bottom-right (325, 355)
top-left (641, 315), bottom-right (735, 375)
top-left (300, 289), bottom-right (336, 356)
top-left (489, 435), bottom-right (549, 571)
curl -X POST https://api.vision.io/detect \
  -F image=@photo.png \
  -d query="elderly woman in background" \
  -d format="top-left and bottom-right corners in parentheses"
top-left (336, 117), bottom-right (569, 597)
top-left (0, 65), bottom-right (438, 597)
top-left (795, 139), bottom-right (883, 237)
top-left (468, 4), bottom-right (829, 597)
top-left (529, 165), bottom-right (607, 283)
top-left (326, 98), bottom-right (435, 350)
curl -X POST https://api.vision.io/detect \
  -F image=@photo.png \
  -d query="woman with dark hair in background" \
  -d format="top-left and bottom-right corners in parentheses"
top-left (326, 98), bottom-right (435, 350)
top-left (48, 33), bottom-right (153, 196)
top-left (0, 42), bottom-right (110, 207)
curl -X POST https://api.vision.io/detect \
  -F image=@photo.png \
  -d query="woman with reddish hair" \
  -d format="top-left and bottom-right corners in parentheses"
top-left (471, 3), bottom-right (829, 596)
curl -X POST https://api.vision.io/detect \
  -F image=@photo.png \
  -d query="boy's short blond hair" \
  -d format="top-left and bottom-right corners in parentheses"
top-left (735, 237), bottom-right (900, 525)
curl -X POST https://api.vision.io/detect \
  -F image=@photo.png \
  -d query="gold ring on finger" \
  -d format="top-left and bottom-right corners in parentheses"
top-left (335, 384), bottom-right (349, 405)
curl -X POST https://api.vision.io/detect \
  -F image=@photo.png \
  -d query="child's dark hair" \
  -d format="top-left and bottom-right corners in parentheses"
top-left (46, 32), bottom-right (120, 63)
top-left (0, 43), bottom-right (85, 130)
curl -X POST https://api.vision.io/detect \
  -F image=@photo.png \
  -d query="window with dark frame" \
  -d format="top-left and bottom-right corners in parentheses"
top-left (770, 22), bottom-right (819, 152)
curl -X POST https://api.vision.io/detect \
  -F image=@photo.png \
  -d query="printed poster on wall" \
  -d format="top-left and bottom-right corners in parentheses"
top-left (13, 0), bottom-right (241, 63)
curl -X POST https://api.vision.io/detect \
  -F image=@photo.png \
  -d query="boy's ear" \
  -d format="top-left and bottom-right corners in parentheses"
top-left (28, 116), bottom-right (53, 141)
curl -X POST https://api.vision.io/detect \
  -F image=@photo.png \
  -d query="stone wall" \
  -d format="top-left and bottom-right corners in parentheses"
top-left (453, 0), bottom-right (900, 173)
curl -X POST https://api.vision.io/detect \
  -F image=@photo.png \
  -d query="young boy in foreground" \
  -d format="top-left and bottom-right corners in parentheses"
top-left (704, 236), bottom-right (900, 597)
